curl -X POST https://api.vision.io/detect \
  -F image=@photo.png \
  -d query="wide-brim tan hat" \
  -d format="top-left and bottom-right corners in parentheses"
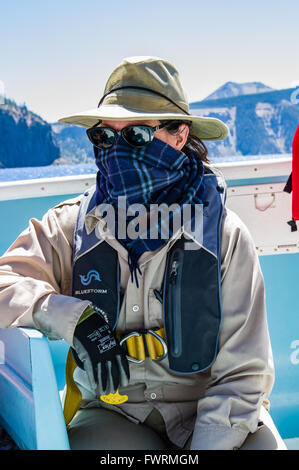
top-left (59, 56), bottom-right (229, 141)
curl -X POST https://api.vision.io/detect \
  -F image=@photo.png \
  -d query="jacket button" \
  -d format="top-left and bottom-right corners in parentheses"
top-left (192, 363), bottom-right (200, 371)
top-left (132, 305), bottom-right (140, 312)
top-left (150, 393), bottom-right (157, 400)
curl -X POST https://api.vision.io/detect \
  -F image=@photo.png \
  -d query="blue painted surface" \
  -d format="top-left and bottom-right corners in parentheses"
top-left (226, 175), bottom-right (289, 187)
top-left (260, 254), bottom-right (299, 439)
top-left (0, 194), bottom-right (80, 256)
top-left (0, 328), bottom-right (36, 449)
top-left (0, 328), bottom-right (70, 450)
top-left (0, 185), bottom-right (299, 448)
top-left (30, 336), bottom-right (69, 449)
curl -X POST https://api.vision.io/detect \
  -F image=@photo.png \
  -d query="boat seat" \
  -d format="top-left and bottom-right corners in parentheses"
top-left (0, 326), bottom-right (298, 450)
top-left (0, 327), bottom-right (70, 450)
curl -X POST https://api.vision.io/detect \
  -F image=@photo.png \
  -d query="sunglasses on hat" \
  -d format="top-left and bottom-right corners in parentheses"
top-left (86, 121), bottom-right (181, 149)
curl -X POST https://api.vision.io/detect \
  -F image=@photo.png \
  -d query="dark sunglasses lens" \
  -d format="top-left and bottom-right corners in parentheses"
top-left (122, 126), bottom-right (153, 147)
top-left (87, 128), bottom-right (116, 149)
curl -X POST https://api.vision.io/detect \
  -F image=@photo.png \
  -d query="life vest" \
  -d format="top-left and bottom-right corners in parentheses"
top-left (71, 165), bottom-right (226, 374)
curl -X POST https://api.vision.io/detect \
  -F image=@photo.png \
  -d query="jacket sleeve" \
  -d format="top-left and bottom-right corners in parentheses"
top-left (190, 208), bottom-right (275, 450)
top-left (0, 197), bottom-right (91, 346)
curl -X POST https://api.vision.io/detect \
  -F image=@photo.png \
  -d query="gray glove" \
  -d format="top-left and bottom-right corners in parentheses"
top-left (71, 307), bottom-right (130, 395)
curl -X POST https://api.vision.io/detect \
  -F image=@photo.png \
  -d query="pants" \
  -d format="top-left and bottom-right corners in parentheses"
top-left (68, 405), bottom-right (287, 450)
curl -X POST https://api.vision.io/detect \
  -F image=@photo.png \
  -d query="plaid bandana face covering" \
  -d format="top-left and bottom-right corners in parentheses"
top-left (94, 136), bottom-right (206, 287)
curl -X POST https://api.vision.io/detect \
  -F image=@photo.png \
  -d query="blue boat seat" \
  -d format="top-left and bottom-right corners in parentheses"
top-left (0, 327), bottom-right (70, 450)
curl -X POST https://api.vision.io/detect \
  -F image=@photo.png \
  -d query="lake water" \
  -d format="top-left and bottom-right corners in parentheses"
top-left (0, 163), bottom-right (98, 182)
top-left (0, 154), bottom-right (291, 183)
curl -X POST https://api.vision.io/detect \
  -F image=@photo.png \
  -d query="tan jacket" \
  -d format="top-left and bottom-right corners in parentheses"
top-left (0, 190), bottom-right (274, 450)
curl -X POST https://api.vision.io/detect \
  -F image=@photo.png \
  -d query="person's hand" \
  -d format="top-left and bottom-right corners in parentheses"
top-left (71, 306), bottom-right (130, 395)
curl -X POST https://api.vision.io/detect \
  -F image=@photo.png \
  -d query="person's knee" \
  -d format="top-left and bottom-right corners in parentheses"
top-left (239, 408), bottom-right (287, 450)
top-left (68, 408), bottom-right (168, 450)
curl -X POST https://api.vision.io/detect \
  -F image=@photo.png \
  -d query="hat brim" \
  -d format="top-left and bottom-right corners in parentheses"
top-left (58, 104), bottom-right (228, 141)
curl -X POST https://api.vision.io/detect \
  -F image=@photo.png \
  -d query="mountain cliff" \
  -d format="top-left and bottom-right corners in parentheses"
top-left (202, 81), bottom-right (274, 101)
top-left (190, 85), bottom-right (299, 159)
top-left (51, 122), bottom-right (94, 165)
top-left (0, 98), bottom-right (60, 168)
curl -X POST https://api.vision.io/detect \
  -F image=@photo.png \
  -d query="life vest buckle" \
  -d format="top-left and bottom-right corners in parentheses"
top-left (119, 328), bottom-right (168, 363)
top-left (119, 331), bottom-right (145, 364)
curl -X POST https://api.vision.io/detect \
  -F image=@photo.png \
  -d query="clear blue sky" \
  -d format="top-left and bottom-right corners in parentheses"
top-left (1, 0), bottom-right (299, 122)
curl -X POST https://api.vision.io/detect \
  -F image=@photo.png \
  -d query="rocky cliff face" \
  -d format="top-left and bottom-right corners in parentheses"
top-left (202, 81), bottom-right (274, 101)
top-left (190, 85), bottom-right (299, 159)
top-left (0, 98), bottom-right (60, 168)
top-left (51, 122), bottom-right (94, 165)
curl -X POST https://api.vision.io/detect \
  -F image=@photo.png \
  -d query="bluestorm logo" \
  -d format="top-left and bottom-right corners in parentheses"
top-left (80, 269), bottom-right (102, 286)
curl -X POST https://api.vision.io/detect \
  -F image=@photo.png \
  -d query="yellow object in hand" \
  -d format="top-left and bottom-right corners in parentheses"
top-left (100, 389), bottom-right (128, 405)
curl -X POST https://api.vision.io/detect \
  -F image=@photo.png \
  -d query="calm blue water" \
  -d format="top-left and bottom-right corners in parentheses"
top-left (0, 154), bottom-right (291, 183)
top-left (0, 163), bottom-right (98, 182)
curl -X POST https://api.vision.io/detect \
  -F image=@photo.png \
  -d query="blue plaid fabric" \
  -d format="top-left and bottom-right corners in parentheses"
top-left (94, 136), bottom-right (206, 287)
